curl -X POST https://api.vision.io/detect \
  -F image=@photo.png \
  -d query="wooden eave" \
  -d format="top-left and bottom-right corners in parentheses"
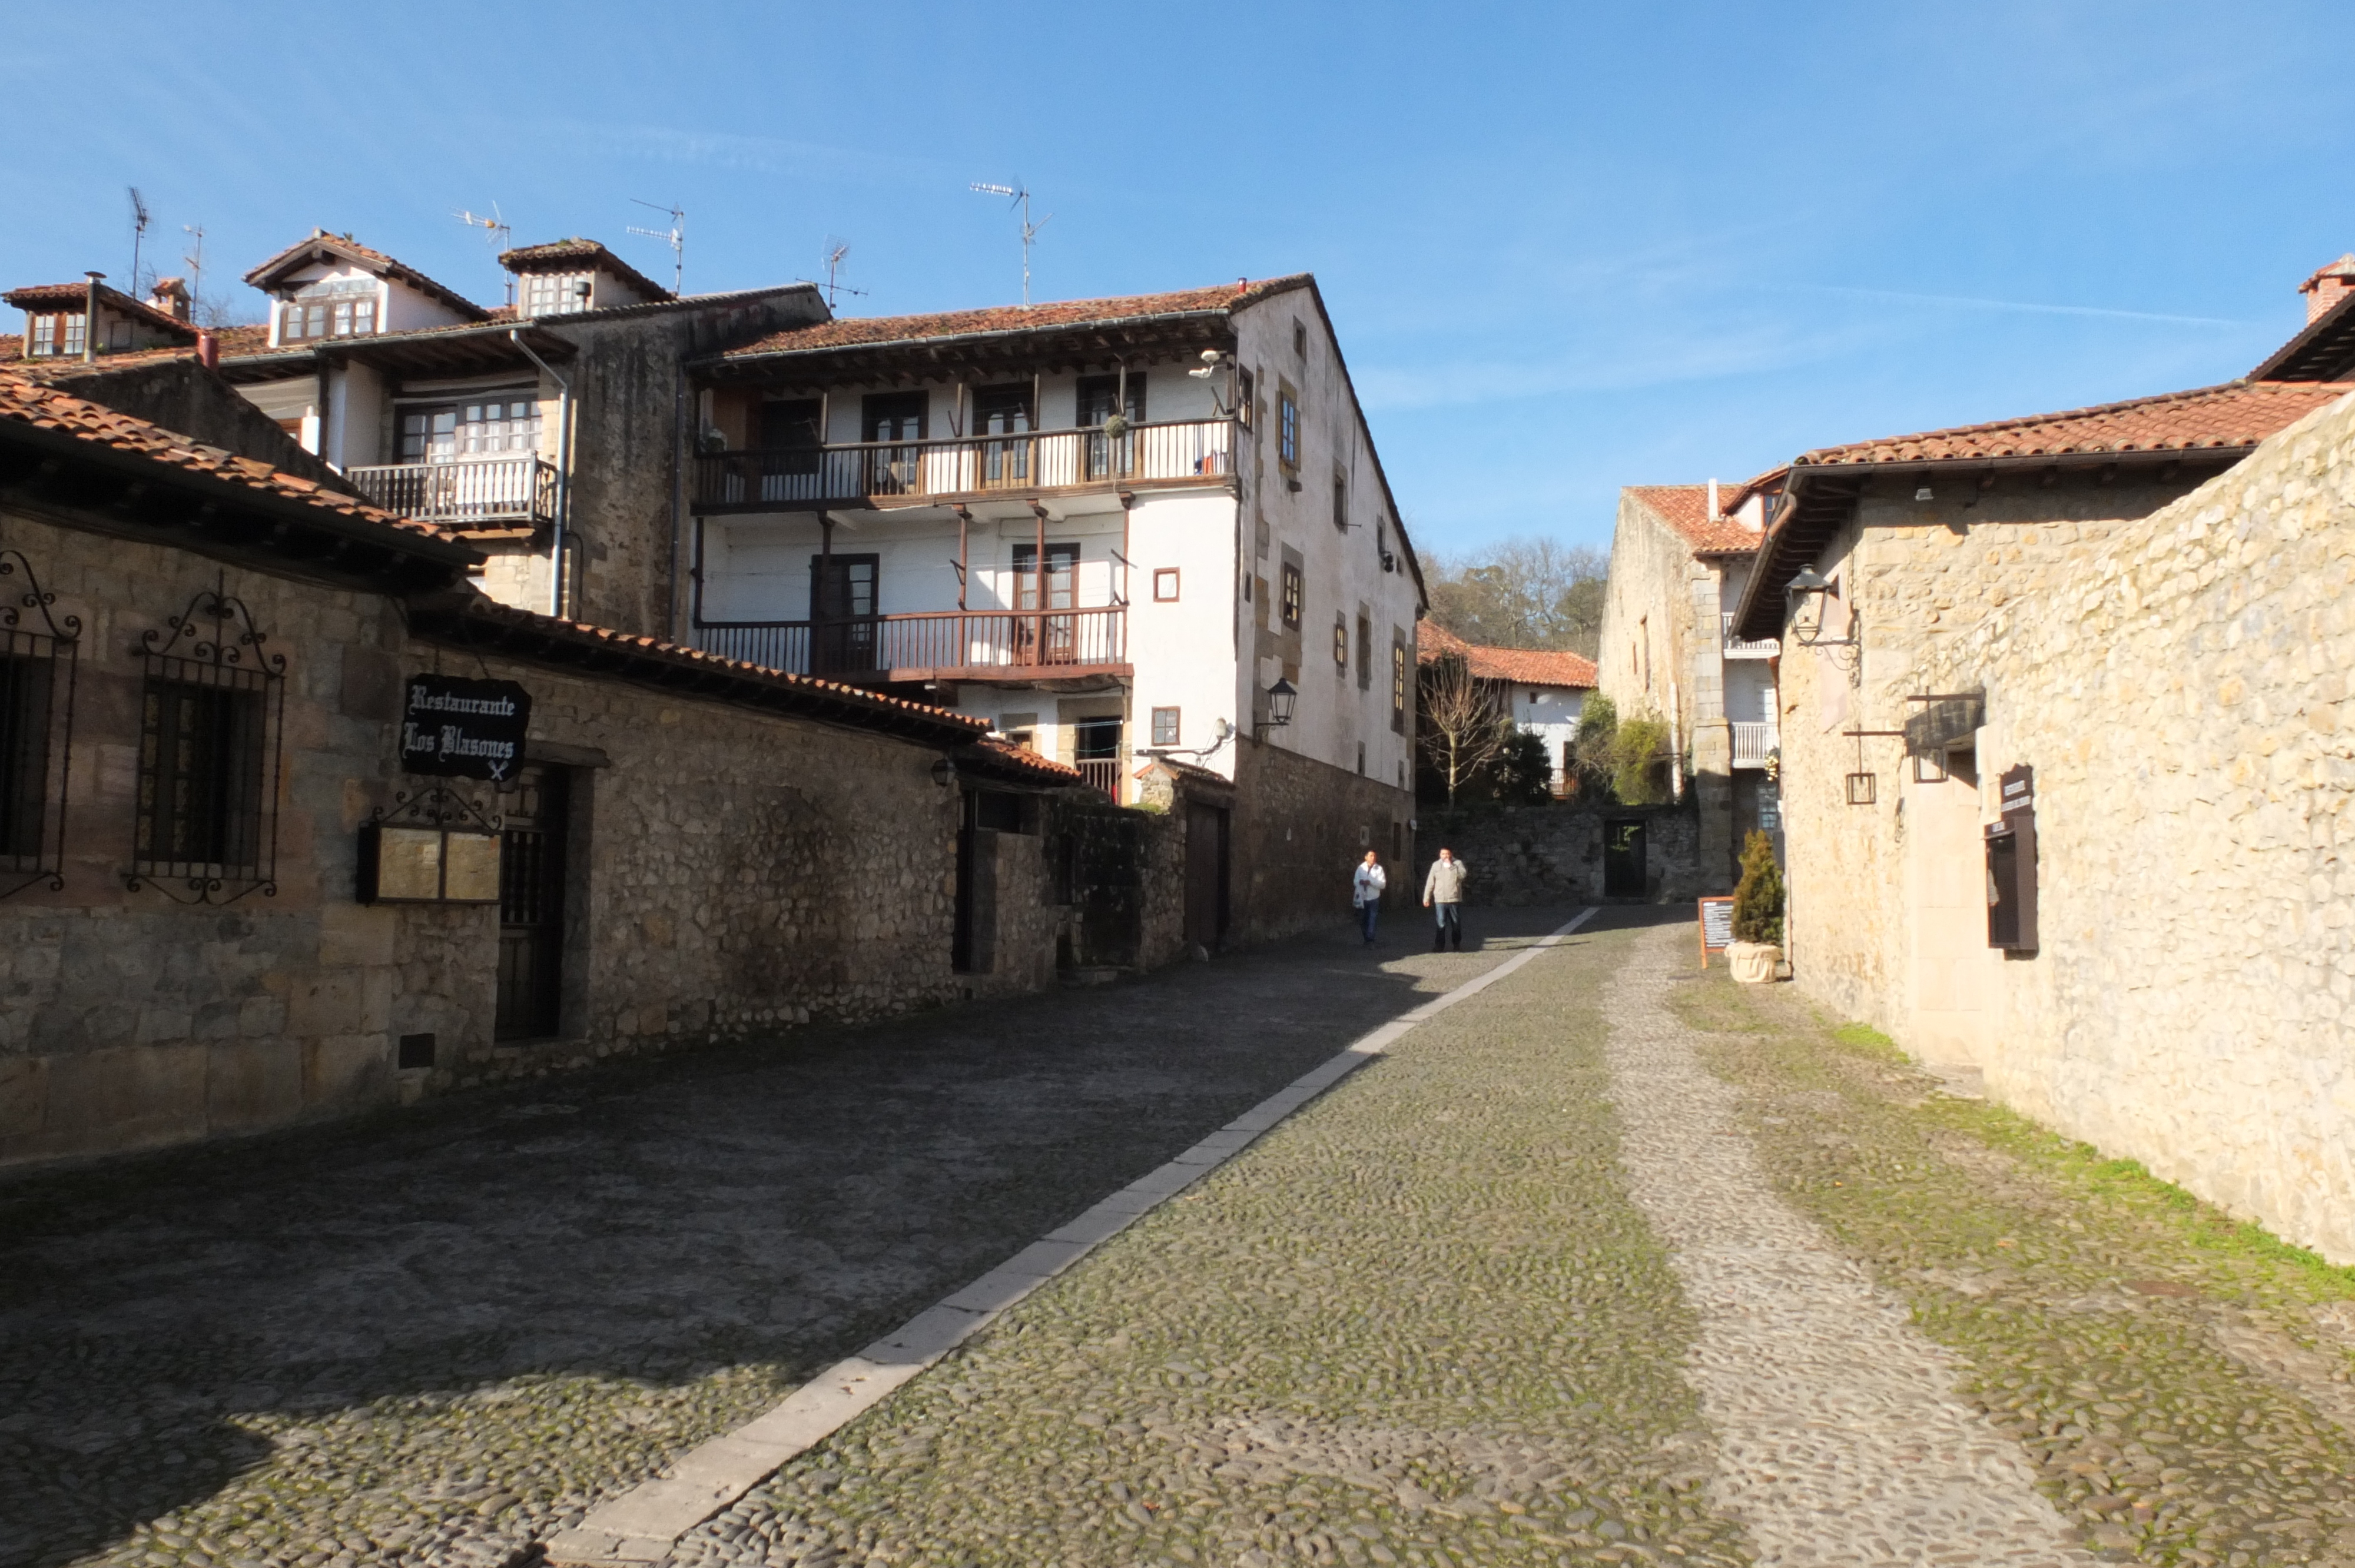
top-left (696, 313), bottom-right (1238, 391)
top-left (2250, 292), bottom-right (2355, 383)
top-left (316, 324), bottom-right (575, 378)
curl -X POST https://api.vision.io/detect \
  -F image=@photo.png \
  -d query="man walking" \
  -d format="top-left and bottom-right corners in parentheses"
top-left (1422, 847), bottom-right (1468, 952)
top-left (1351, 851), bottom-right (1388, 946)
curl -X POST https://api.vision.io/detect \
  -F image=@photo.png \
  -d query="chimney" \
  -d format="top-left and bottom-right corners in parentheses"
top-left (1706, 477), bottom-right (1719, 520)
top-left (2299, 254), bottom-right (2355, 325)
top-left (196, 330), bottom-right (219, 370)
top-left (148, 277), bottom-right (192, 322)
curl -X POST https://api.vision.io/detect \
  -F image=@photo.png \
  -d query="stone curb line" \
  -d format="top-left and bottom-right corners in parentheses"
top-left (541, 908), bottom-right (1600, 1567)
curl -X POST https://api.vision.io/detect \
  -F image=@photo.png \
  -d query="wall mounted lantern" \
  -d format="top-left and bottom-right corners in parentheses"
top-left (930, 755), bottom-right (959, 788)
top-left (1784, 566), bottom-right (1856, 650)
top-left (1264, 677), bottom-right (1298, 729)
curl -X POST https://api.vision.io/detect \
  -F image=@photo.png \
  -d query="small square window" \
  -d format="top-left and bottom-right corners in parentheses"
top-left (1292, 318), bottom-right (1306, 357)
top-left (1277, 385), bottom-right (1300, 471)
top-left (1281, 563), bottom-right (1303, 629)
top-left (1153, 567), bottom-right (1180, 602)
top-left (1151, 707), bottom-right (1180, 748)
top-left (1333, 615), bottom-right (1349, 669)
top-left (1332, 474), bottom-right (1348, 531)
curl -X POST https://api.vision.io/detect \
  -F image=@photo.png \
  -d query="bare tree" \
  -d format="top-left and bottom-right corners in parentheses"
top-left (1425, 535), bottom-right (1607, 656)
top-left (1418, 653), bottom-right (1509, 807)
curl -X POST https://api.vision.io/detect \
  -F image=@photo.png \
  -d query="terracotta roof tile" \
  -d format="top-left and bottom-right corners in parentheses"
top-left (498, 238), bottom-right (674, 303)
top-left (1418, 623), bottom-right (1597, 688)
top-left (1792, 380), bottom-right (2354, 469)
top-left (1626, 484), bottom-right (1763, 555)
top-left (725, 275), bottom-right (1312, 359)
top-left (968, 736), bottom-right (1083, 782)
top-left (242, 231), bottom-right (489, 322)
top-left (0, 367), bottom-right (457, 544)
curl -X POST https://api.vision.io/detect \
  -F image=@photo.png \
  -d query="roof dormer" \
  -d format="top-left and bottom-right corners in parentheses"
top-left (244, 230), bottom-right (488, 348)
top-left (5, 273), bottom-right (200, 360)
top-left (499, 239), bottom-right (674, 318)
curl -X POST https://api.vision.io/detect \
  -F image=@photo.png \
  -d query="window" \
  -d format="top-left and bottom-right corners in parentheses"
top-left (1153, 568), bottom-right (1180, 602)
top-left (1391, 633), bottom-right (1407, 733)
top-left (1332, 475), bottom-right (1348, 531)
top-left (1236, 366), bottom-right (1255, 427)
top-left (1152, 707), bottom-right (1181, 747)
top-left (1280, 563), bottom-right (1303, 629)
top-left (130, 588), bottom-right (284, 903)
top-left (1074, 373), bottom-right (1147, 427)
top-left (1277, 383), bottom-right (1300, 470)
top-left (524, 272), bottom-right (592, 316)
top-left (861, 390), bottom-right (928, 443)
top-left (27, 314), bottom-right (79, 357)
top-left (1333, 614), bottom-right (1349, 670)
top-left (399, 399), bottom-right (539, 463)
top-left (759, 397), bottom-right (822, 476)
top-left (1292, 318), bottom-right (1306, 358)
top-left (1356, 612), bottom-right (1372, 690)
top-left (0, 547), bottom-right (77, 896)
top-left (279, 292), bottom-right (376, 341)
top-left (972, 384), bottom-right (1033, 485)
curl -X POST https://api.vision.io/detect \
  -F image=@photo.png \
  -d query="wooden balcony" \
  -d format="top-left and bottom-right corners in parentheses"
top-left (692, 606), bottom-right (1127, 683)
top-left (1720, 613), bottom-right (1780, 659)
top-left (1732, 720), bottom-right (1779, 768)
top-left (692, 420), bottom-right (1233, 512)
top-left (346, 457), bottom-right (558, 530)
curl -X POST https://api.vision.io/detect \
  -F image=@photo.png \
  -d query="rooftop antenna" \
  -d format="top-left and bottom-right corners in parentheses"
top-left (180, 224), bottom-right (205, 317)
top-left (456, 204), bottom-right (515, 305)
top-left (970, 181), bottom-right (1049, 308)
top-left (628, 198), bottom-right (686, 294)
top-left (128, 187), bottom-right (151, 297)
top-left (818, 237), bottom-right (867, 309)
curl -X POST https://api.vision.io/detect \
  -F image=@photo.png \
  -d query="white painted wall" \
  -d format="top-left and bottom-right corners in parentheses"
top-left (321, 362), bottom-right (386, 471)
top-left (802, 364), bottom-right (1226, 444)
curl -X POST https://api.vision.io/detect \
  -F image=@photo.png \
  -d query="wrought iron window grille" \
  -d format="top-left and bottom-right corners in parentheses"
top-left (125, 578), bottom-right (286, 905)
top-left (0, 548), bottom-right (81, 898)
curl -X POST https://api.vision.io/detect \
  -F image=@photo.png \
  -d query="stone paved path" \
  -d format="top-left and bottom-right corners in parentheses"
top-left (0, 907), bottom-right (1575, 1568)
top-left (1603, 926), bottom-right (2092, 1566)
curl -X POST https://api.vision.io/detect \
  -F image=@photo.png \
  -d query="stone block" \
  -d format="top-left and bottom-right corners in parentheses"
top-left (286, 969), bottom-right (367, 1038)
top-left (319, 904), bottom-right (397, 968)
top-left (205, 1039), bottom-right (305, 1131)
top-left (38, 1044), bottom-right (206, 1157)
top-left (304, 1034), bottom-right (390, 1111)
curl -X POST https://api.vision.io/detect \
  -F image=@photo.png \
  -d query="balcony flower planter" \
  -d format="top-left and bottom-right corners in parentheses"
top-left (1725, 940), bottom-right (1782, 985)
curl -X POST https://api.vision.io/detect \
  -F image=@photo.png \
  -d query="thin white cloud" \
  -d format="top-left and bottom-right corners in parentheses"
top-left (1787, 282), bottom-right (2241, 328)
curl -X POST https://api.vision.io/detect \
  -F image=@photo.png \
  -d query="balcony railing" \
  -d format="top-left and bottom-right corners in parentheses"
top-left (1720, 613), bottom-right (1780, 658)
top-left (1732, 720), bottom-right (1779, 768)
top-left (694, 419), bottom-right (1233, 510)
top-left (1076, 759), bottom-right (1122, 801)
top-left (346, 457), bottom-right (558, 529)
top-left (692, 606), bottom-right (1126, 679)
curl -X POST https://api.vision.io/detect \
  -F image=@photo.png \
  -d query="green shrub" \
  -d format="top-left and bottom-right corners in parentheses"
top-left (1569, 695), bottom-right (1618, 800)
top-left (1732, 828), bottom-right (1785, 945)
top-left (1483, 728), bottom-right (1554, 804)
top-left (1610, 714), bottom-right (1671, 805)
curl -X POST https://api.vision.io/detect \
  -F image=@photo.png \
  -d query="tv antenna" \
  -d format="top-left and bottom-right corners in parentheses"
top-left (818, 237), bottom-right (867, 309)
top-left (456, 204), bottom-right (514, 304)
top-left (181, 224), bottom-right (205, 315)
top-left (128, 187), bottom-right (152, 296)
top-left (628, 198), bottom-right (686, 293)
top-left (970, 181), bottom-right (1049, 308)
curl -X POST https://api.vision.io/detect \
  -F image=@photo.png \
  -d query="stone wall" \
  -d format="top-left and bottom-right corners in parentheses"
top-left (1415, 800), bottom-right (1708, 909)
top-left (1780, 389), bottom-right (2355, 1261)
top-left (0, 503), bottom-right (1133, 1169)
top-left (1229, 738), bottom-right (1415, 942)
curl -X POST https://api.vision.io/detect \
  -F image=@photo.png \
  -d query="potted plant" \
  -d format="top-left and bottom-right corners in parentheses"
top-left (1725, 829), bottom-right (1785, 984)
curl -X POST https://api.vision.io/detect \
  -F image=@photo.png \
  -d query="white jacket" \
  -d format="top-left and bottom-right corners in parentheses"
top-left (1352, 862), bottom-right (1388, 906)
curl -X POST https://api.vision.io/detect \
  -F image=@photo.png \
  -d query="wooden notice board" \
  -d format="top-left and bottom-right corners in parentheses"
top-left (1697, 896), bottom-right (1735, 965)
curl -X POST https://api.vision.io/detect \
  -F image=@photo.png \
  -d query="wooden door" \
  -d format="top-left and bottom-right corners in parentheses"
top-left (810, 552), bottom-right (879, 673)
top-left (496, 765), bottom-right (569, 1040)
top-left (1184, 802), bottom-right (1227, 948)
top-left (1603, 819), bottom-right (1646, 899)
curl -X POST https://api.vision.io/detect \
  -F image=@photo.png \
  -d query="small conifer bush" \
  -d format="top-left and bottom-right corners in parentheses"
top-left (1732, 828), bottom-right (1785, 945)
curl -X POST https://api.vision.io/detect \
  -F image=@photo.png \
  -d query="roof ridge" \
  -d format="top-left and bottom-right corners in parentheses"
top-left (1799, 379), bottom-right (2273, 459)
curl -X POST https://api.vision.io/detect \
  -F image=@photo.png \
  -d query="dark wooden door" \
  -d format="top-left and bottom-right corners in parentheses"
top-left (811, 552), bottom-right (879, 673)
top-left (1603, 819), bottom-right (1646, 899)
top-left (1184, 802), bottom-right (1226, 948)
top-left (497, 765), bottom-right (569, 1040)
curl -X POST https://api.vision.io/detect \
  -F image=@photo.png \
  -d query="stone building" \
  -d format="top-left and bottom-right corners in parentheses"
top-left (1414, 622), bottom-right (1595, 798)
top-left (0, 370), bottom-right (1180, 1169)
top-left (1596, 481), bottom-right (1779, 886)
top-left (1730, 258), bottom-right (2355, 1260)
top-left (682, 277), bottom-right (1427, 944)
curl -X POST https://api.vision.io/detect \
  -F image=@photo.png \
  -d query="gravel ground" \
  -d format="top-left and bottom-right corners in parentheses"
top-left (0, 908), bottom-right (1575, 1568)
top-left (1676, 959), bottom-right (2355, 1566)
top-left (673, 912), bottom-right (1753, 1568)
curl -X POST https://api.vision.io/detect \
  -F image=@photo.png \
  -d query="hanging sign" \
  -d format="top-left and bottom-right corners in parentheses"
top-left (400, 675), bottom-right (532, 782)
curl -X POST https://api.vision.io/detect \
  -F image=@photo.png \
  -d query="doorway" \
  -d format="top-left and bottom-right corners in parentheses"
top-left (496, 765), bottom-right (569, 1040)
top-left (1603, 819), bottom-right (1647, 899)
top-left (810, 552), bottom-right (879, 673)
top-left (1183, 801), bottom-right (1228, 949)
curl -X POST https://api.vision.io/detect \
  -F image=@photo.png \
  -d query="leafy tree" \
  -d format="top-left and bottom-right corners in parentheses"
top-left (1570, 694), bottom-right (1619, 800)
top-left (1483, 729), bottom-right (1554, 805)
top-left (1733, 829), bottom-right (1786, 945)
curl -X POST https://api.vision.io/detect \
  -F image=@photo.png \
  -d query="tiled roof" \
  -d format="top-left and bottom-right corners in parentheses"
top-left (724, 275), bottom-right (1312, 359)
top-left (242, 231), bottom-right (489, 322)
top-left (0, 367), bottom-right (456, 543)
top-left (3, 281), bottom-right (200, 342)
top-left (1790, 380), bottom-right (2354, 469)
top-left (1626, 484), bottom-right (1763, 555)
top-left (498, 238), bottom-right (673, 303)
top-left (1418, 623), bottom-right (1597, 688)
top-left (966, 736), bottom-right (1083, 783)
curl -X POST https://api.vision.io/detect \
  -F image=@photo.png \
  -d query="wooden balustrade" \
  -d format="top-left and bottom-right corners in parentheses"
top-left (346, 458), bottom-right (558, 527)
top-left (692, 606), bottom-right (1126, 679)
top-left (693, 420), bottom-right (1233, 510)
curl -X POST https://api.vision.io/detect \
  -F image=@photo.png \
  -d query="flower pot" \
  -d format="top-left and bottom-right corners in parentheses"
top-left (1726, 940), bottom-right (1782, 985)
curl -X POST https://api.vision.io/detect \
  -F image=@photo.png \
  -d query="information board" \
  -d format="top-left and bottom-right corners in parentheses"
top-left (1698, 896), bottom-right (1736, 965)
top-left (400, 675), bottom-right (532, 782)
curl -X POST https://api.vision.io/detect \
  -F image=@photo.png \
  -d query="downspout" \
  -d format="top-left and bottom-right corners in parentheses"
top-left (82, 271), bottom-right (103, 364)
top-left (510, 330), bottom-right (572, 619)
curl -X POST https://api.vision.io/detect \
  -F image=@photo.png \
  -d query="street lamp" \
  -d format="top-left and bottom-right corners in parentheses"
top-left (1264, 677), bottom-right (1297, 729)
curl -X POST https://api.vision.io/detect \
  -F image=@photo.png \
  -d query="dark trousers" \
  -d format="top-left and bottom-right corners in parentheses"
top-left (1432, 902), bottom-right (1462, 949)
top-left (1358, 900), bottom-right (1380, 944)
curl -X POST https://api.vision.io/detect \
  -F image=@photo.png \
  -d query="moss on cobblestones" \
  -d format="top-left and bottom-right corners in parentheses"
top-left (1684, 971), bottom-right (2355, 1567)
top-left (680, 926), bottom-right (1754, 1568)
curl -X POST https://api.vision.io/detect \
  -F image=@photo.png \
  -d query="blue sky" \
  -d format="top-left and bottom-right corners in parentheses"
top-left (6, 1), bottom-right (2349, 557)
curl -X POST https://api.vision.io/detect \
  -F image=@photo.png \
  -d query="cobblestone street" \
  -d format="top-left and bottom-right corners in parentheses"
top-left (11, 915), bottom-right (2355, 1568)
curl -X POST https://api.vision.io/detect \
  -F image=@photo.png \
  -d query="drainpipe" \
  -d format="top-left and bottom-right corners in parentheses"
top-left (510, 330), bottom-right (572, 619)
top-left (82, 271), bottom-right (104, 363)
